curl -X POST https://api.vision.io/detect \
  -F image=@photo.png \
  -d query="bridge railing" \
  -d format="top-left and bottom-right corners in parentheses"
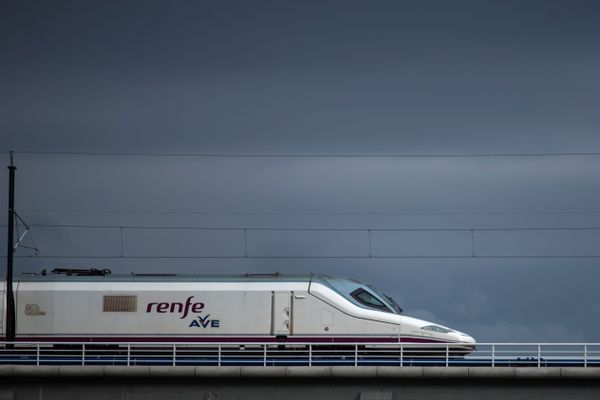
top-left (0, 342), bottom-right (598, 367)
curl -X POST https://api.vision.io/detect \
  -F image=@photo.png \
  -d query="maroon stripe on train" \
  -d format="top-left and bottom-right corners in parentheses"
top-left (7, 336), bottom-right (450, 344)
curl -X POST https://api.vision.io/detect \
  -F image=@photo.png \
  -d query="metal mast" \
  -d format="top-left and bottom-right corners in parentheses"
top-left (5, 151), bottom-right (16, 342)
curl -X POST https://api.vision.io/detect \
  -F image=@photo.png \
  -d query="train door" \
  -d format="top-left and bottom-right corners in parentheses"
top-left (271, 291), bottom-right (291, 336)
top-left (321, 308), bottom-right (333, 332)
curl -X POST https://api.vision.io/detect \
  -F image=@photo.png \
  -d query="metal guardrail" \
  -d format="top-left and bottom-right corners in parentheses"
top-left (0, 342), bottom-right (598, 367)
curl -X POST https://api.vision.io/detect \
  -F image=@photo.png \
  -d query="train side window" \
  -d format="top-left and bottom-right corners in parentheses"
top-left (349, 288), bottom-right (391, 312)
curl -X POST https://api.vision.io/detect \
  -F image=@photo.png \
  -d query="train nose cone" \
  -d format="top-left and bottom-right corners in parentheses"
top-left (461, 334), bottom-right (476, 344)
top-left (450, 332), bottom-right (476, 353)
top-left (453, 332), bottom-right (476, 344)
top-left (459, 333), bottom-right (476, 353)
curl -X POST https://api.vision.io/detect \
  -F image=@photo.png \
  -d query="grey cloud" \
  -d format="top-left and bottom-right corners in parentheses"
top-left (1, 0), bottom-right (600, 343)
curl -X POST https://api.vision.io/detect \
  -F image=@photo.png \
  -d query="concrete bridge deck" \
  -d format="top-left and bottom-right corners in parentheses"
top-left (1, 365), bottom-right (599, 379)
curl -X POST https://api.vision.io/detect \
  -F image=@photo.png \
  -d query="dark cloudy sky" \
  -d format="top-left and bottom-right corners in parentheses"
top-left (1, 0), bottom-right (600, 342)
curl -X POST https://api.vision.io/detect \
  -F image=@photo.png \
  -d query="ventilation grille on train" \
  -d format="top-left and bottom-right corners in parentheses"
top-left (103, 295), bottom-right (137, 312)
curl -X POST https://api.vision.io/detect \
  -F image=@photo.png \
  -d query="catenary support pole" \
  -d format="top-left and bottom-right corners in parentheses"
top-left (5, 151), bottom-right (16, 342)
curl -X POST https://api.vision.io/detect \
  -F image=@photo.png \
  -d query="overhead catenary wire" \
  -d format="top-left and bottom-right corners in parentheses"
top-left (5, 255), bottom-right (600, 260)
top-left (2, 223), bottom-right (600, 231)
top-left (4, 150), bottom-right (600, 158)
top-left (14, 209), bottom-right (600, 216)
top-left (3, 150), bottom-right (599, 262)
top-left (2, 225), bottom-right (599, 260)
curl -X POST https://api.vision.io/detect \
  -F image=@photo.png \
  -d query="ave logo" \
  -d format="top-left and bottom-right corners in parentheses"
top-left (189, 314), bottom-right (220, 328)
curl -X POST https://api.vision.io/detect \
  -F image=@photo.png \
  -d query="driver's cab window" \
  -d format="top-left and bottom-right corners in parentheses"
top-left (350, 288), bottom-right (391, 312)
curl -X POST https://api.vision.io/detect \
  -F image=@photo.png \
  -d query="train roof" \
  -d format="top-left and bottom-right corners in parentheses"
top-left (16, 270), bottom-right (325, 283)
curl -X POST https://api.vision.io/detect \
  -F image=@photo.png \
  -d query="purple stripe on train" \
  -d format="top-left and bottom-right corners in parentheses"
top-left (9, 335), bottom-right (452, 344)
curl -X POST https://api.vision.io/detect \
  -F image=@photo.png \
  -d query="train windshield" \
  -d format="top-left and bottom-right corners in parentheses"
top-left (368, 286), bottom-right (403, 314)
top-left (321, 277), bottom-right (402, 314)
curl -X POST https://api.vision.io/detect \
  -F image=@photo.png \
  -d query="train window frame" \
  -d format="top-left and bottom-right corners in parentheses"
top-left (319, 276), bottom-right (402, 315)
top-left (366, 284), bottom-right (403, 314)
top-left (349, 288), bottom-right (392, 313)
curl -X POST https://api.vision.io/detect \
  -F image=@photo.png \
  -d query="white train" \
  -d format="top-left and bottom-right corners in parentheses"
top-left (1, 269), bottom-right (475, 349)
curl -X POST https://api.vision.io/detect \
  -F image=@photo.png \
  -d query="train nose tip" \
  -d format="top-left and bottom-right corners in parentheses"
top-left (455, 332), bottom-right (476, 344)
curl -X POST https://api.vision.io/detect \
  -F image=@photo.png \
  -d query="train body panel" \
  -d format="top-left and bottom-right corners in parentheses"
top-left (291, 288), bottom-right (399, 337)
top-left (3, 273), bottom-right (475, 347)
top-left (14, 281), bottom-right (306, 339)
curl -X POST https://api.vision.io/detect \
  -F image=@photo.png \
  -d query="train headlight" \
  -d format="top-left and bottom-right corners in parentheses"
top-left (420, 325), bottom-right (453, 334)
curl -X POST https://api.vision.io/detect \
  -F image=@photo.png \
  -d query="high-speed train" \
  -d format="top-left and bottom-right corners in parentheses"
top-left (1, 269), bottom-right (475, 350)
